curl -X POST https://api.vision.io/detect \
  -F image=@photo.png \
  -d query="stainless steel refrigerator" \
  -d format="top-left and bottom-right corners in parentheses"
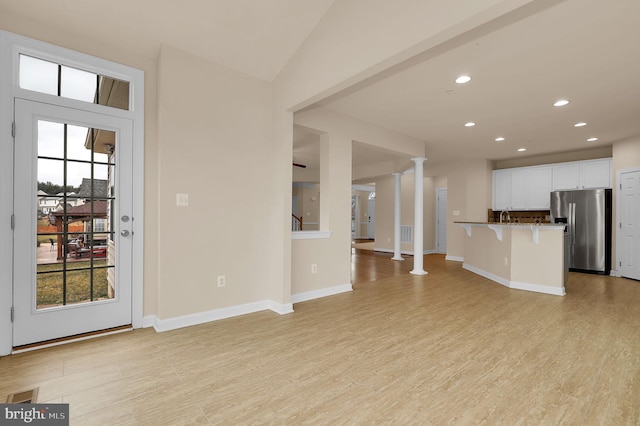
top-left (550, 188), bottom-right (612, 275)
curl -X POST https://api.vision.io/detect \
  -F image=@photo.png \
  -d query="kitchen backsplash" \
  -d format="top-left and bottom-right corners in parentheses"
top-left (488, 209), bottom-right (551, 223)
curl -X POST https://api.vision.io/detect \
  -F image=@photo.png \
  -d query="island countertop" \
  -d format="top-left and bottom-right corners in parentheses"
top-left (454, 221), bottom-right (564, 228)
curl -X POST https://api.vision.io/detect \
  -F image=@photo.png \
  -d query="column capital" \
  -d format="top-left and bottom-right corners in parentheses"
top-left (411, 156), bottom-right (427, 163)
top-left (392, 172), bottom-right (403, 177)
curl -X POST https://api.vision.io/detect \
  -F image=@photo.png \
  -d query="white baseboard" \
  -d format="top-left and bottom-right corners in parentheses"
top-left (142, 315), bottom-right (155, 328)
top-left (374, 248), bottom-right (436, 255)
top-left (291, 284), bottom-right (352, 304)
top-left (150, 300), bottom-right (294, 333)
top-left (510, 280), bottom-right (565, 296)
top-left (463, 263), bottom-right (510, 287)
top-left (266, 300), bottom-right (295, 315)
top-left (463, 263), bottom-right (565, 296)
top-left (445, 255), bottom-right (464, 262)
top-left (609, 269), bottom-right (620, 277)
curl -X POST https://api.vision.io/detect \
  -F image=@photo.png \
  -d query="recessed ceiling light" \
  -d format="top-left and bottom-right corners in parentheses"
top-left (517, 148), bottom-right (527, 152)
top-left (495, 137), bottom-right (505, 142)
top-left (574, 122), bottom-right (587, 127)
top-left (464, 122), bottom-right (476, 127)
top-left (554, 99), bottom-right (570, 107)
top-left (587, 137), bottom-right (598, 142)
top-left (455, 75), bottom-right (471, 84)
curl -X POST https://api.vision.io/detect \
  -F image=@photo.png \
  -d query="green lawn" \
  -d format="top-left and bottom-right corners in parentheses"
top-left (37, 260), bottom-right (112, 307)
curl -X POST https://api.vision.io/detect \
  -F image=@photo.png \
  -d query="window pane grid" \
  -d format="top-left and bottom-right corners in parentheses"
top-left (19, 54), bottom-right (130, 110)
top-left (36, 119), bottom-right (116, 309)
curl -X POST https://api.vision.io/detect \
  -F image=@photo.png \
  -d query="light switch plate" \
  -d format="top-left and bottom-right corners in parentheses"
top-left (453, 210), bottom-right (460, 216)
top-left (176, 193), bottom-right (189, 207)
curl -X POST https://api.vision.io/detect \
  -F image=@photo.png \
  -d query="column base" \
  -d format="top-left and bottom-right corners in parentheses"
top-left (391, 256), bottom-right (404, 261)
top-left (410, 269), bottom-right (428, 275)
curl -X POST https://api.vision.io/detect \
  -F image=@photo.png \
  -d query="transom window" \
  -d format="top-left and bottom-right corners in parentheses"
top-left (19, 54), bottom-right (130, 110)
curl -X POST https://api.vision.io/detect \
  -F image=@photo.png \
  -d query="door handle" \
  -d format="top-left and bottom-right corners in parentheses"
top-left (121, 230), bottom-right (130, 237)
top-left (121, 215), bottom-right (130, 222)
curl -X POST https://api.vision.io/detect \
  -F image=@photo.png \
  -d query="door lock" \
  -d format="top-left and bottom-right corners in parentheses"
top-left (121, 215), bottom-right (130, 222)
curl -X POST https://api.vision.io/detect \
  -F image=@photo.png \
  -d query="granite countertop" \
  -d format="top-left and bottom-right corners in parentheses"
top-left (454, 221), bottom-right (563, 227)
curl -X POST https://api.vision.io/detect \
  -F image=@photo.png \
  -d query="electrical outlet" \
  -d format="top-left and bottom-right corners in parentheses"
top-left (311, 264), bottom-right (318, 274)
top-left (217, 275), bottom-right (226, 287)
top-left (504, 257), bottom-right (508, 266)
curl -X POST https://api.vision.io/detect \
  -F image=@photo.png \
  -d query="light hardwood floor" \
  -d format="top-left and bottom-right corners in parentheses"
top-left (2, 251), bottom-right (640, 424)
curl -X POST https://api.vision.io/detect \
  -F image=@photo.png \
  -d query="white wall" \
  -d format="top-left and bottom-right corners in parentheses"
top-left (291, 132), bottom-right (352, 297)
top-left (156, 45), bottom-right (276, 319)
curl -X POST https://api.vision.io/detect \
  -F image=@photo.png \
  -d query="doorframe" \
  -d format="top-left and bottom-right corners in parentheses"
top-left (0, 31), bottom-right (145, 355)
top-left (616, 166), bottom-right (640, 278)
top-left (351, 195), bottom-right (358, 239)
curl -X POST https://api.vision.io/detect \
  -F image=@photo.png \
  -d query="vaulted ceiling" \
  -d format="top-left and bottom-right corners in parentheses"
top-left (5, 0), bottom-right (639, 175)
top-left (0, 0), bottom-right (336, 82)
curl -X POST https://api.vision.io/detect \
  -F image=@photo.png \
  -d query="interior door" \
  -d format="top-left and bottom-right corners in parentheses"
top-left (620, 170), bottom-right (640, 280)
top-left (367, 198), bottom-right (375, 239)
top-left (13, 99), bottom-right (133, 347)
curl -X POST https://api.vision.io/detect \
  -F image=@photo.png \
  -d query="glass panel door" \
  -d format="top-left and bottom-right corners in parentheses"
top-left (13, 99), bottom-right (133, 347)
top-left (37, 121), bottom-right (115, 309)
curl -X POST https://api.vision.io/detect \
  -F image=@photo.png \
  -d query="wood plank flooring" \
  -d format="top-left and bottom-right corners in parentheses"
top-left (2, 252), bottom-right (640, 424)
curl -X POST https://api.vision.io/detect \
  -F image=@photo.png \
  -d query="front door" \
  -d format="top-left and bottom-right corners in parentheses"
top-left (13, 99), bottom-right (133, 347)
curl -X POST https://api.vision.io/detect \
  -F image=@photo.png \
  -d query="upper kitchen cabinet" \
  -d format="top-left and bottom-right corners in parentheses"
top-left (493, 166), bottom-right (552, 210)
top-left (493, 169), bottom-right (512, 210)
top-left (493, 158), bottom-right (612, 212)
top-left (552, 158), bottom-right (611, 190)
top-left (528, 167), bottom-right (554, 208)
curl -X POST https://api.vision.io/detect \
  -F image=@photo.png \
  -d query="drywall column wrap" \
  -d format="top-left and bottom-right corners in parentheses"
top-left (392, 172), bottom-right (404, 261)
top-left (411, 157), bottom-right (428, 275)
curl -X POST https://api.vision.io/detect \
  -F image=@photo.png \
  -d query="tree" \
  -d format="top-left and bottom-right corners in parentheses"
top-left (37, 181), bottom-right (78, 195)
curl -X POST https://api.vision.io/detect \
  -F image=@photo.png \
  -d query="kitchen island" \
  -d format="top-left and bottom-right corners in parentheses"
top-left (456, 222), bottom-right (566, 296)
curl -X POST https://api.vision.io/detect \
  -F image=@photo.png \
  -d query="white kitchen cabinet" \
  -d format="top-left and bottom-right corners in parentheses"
top-left (493, 169), bottom-right (511, 210)
top-left (494, 159), bottom-right (612, 212)
top-left (492, 166), bottom-right (552, 210)
top-left (552, 158), bottom-right (611, 190)
top-left (510, 169), bottom-right (529, 209)
top-left (580, 159), bottom-right (611, 189)
top-left (552, 163), bottom-right (580, 190)
top-left (528, 166), bottom-right (553, 209)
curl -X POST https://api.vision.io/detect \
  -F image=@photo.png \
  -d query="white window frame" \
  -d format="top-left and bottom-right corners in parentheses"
top-left (0, 31), bottom-right (145, 355)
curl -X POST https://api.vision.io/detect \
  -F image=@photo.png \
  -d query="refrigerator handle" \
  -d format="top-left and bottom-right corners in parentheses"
top-left (570, 202), bottom-right (576, 244)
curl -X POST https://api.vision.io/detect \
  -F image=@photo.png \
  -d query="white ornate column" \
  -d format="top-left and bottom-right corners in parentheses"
top-left (410, 157), bottom-right (428, 275)
top-left (391, 172), bottom-right (404, 261)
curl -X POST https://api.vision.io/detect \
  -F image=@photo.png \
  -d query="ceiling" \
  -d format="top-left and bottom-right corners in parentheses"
top-left (293, 125), bottom-right (410, 173)
top-left (0, 0), bottom-right (336, 82)
top-left (316, 0), bottom-right (640, 168)
top-left (5, 0), bottom-right (639, 175)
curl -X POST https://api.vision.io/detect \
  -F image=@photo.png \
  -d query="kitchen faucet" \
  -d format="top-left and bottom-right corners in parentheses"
top-left (499, 210), bottom-right (511, 223)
